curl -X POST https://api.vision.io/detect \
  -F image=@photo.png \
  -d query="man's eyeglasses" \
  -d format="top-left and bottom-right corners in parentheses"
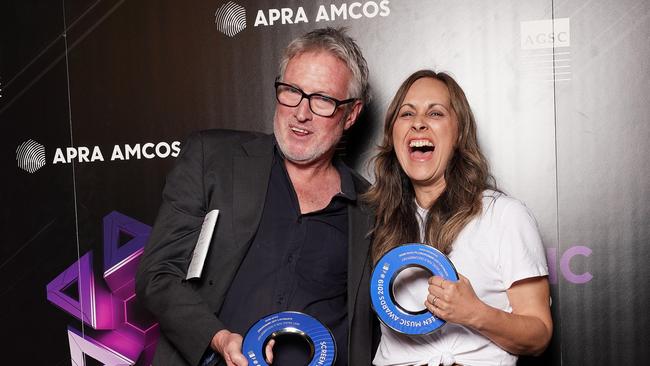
top-left (274, 81), bottom-right (357, 117)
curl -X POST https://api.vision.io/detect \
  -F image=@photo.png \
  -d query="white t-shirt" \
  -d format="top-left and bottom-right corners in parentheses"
top-left (373, 191), bottom-right (548, 366)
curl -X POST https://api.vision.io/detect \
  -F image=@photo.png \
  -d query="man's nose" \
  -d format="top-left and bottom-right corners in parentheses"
top-left (294, 97), bottom-right (313, 122)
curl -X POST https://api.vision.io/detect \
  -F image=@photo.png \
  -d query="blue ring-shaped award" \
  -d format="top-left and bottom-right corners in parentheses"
top-left (370, 243), bottom-right (459, 335)
top-left (242, 311), bottom-right (336, 366)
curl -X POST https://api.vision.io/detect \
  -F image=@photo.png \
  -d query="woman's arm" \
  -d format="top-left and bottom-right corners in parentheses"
top-left (425, 274), bottom-right (553, 355)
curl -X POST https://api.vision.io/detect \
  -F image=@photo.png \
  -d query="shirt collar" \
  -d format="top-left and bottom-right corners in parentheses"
top-left (273, 142), bottom-right (357, 202)
top-left (332, 156), bottom-right (357, 201)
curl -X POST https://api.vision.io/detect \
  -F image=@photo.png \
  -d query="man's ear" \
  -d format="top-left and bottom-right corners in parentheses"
top-left (343, 101), bottom-right (364, 130)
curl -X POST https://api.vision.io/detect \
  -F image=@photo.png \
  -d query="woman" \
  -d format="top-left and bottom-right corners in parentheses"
top-left (365, 70), bottom-right (552, 366)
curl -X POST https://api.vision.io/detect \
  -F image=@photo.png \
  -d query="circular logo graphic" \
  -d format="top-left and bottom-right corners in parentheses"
top-left (370, 243), bottom-right (458, 334)
top-left (242, 311), bottom-right (336, 366)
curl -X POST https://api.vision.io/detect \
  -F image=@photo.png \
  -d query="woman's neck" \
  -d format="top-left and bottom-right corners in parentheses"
top-left (413, 179), bottom-right (446, 209)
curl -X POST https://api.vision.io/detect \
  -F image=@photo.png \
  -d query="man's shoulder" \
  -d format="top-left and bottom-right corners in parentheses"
top-left (339, 163), bottom-right (373, 218)
top-left (337, 161), bottom-right (370, 194)
top-left (349, 169), bottom-right (370, 193)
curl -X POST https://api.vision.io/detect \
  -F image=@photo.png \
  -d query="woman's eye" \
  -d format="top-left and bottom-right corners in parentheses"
top-left (399, 111), bottom-right (414, 117)
top-left (428, 110), bottom-right (443, 117)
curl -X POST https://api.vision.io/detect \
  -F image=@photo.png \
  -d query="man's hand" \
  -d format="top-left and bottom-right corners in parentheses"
top-left (211, 329), bottom-right (248, 366)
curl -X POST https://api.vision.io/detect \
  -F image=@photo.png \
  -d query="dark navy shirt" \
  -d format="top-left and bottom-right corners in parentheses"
top-left (217, 147), bottom-right (355, 366)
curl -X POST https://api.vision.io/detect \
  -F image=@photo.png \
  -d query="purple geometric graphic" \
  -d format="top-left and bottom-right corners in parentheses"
top-left (48, 211), bottom-right (159, 365)
top-left (124, 294), bottom-right (158, 340)
top-left (46, 252), bottom-right (120, 330)
top-left (103, 211), bottom-right (151, 294)
top-left (67, 326), bottom-right (135, 365)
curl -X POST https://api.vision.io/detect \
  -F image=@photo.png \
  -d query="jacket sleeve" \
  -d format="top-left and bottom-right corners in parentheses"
top-left (135, 131), bottom-right (224, 366)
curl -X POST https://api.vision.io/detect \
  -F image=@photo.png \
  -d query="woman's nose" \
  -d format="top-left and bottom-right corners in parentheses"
top-left (411, 118), bottom-right (427, 131)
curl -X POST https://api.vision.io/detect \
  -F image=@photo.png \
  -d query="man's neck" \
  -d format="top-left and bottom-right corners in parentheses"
top-left (284, 156), bottom-right (342, 214)
top-left (284, 156), bottom-right (336, 182)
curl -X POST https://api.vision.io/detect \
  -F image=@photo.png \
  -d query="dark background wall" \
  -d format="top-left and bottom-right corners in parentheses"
top-left (2, 0), bottom-right (648, 364)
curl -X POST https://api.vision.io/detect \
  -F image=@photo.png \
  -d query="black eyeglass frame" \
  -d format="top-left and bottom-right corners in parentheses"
top-left (274, 81), bottom-right (357, 117)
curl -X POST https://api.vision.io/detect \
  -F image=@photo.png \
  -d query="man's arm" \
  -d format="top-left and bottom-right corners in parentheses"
top-left (135, 132), bottom-right (225, 366)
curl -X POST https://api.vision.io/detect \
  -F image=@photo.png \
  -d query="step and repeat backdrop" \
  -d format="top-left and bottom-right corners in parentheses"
top-left (2, 0), bottom-right (649, 364)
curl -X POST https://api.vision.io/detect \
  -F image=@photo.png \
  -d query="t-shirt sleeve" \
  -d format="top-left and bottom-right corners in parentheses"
top-left (496, 199), bottom-right (549, 289)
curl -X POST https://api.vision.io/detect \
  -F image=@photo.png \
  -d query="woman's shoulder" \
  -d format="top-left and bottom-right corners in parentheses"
top-left (479, 190), bottom-right (535, 222)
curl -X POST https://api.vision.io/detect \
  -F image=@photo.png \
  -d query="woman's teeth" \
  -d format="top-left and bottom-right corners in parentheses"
top-left (409, 139), bottom-right (434, 147)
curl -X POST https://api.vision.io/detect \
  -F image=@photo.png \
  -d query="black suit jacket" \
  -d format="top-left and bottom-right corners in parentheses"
top-left (136, 130), bottom-right (376, 365)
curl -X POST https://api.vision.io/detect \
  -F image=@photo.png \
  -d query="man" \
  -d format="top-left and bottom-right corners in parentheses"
top-left (136, 27), bottom-right (376, 366)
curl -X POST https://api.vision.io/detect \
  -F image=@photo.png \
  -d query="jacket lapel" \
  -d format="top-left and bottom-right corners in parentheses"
top-left (232, 134), bottom-right (274, 247)
top-left (347, 180), bottom-right (372, 327)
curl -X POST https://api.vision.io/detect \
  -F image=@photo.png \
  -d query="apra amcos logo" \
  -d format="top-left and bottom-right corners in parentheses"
top-left (16, 139), bottom-right (46, 173)
top-left (214, 1), bottom-right (391, 36)
top-left (16, 139), bottom-right (181, 174)
top-left (215, 1), bottom-right (247, 37)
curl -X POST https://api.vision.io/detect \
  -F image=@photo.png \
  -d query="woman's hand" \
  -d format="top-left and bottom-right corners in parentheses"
top-left (424, 274), bottom-right (486, 327)
top-left (425, 274), bottom-right (553, 355)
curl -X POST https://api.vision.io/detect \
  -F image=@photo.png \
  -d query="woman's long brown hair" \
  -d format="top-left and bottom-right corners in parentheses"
top-left (364, 70), bottom-right (496, 262)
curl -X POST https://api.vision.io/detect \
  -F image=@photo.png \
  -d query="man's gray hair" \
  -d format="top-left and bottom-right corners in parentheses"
top-left (278, 27), bottom-right (370, 104)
